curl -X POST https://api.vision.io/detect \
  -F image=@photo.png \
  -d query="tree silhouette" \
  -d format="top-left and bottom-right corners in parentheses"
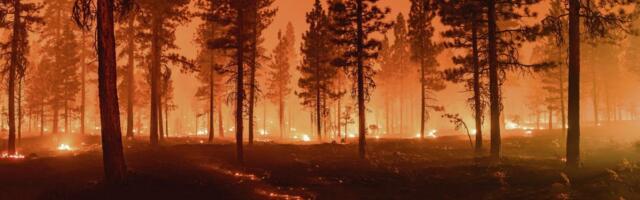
top-left (329, 0), bottom-right (391, 158)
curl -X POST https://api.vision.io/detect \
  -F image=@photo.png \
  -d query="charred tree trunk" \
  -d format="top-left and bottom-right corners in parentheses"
top-left (316, 57), bottom-right (322, 141)
top-left (81, 32), bottom-right (87, 136)
top-left (356, 0), bottom-right (366, 159)
top-left (487, 0), bottom-right (501, 161)
top-left (96, 0), bottom-right (128, 184)
top-left (235, 5), bottom-right (246, 163)
top-left (471, 18), bottom-right (483, 153)
top-left (218, 98), bottom-right (224, 138)
top-left (419, 52), bottom-right (426, 140)
top-left (39, 104), bottom-right (44, 136)
top-left (566, 0), bottom-right (581, 169)
top-left (7, 0), bottom-right (20, 155)
top-left (208, 64), bottom-right (215, 143)
top-left (18, 78), bottom-right (23, 143)
top-left (53, 109), bottom-right (59, 134)
top-left (149, 16), bottom-right (161, 145)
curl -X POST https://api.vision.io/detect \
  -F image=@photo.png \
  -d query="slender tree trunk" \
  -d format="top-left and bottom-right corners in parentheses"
top-left (338, 97), bottom-right (342, 142)
top-left (549, 108), bottom-right (553, 130)
top-left (149, 16), bottom-right (161, 145)
top-left (18, 78), bottom-right (22, 143)
top-left (158, 85), bottom-right (164, 140)
top-left (420, 54), bottom-right (426, 140)
top-left (164, 97), bottom-right (168, 138)
top-left (316, 59), bottom-right (322, 141)
top-left (235, 4), bottom-right (246, 163)
top-left (81, 32), bottom-right (87, 136)
top-left (53, 109), bottom-right (59, 134)
top-left (96, 0), bottom-right (128, 183)
top-left (279, 98), bottom-right (284, 139)
top-left (209, 64), bottom-right (215, 143)
top-left (566, 0), bottom-right (581, 169)
top-left (592, 70), bottom-right (598, 126)
top-left (39, 104), bottom-right (44, 136)
top-left (487, 0), bottom-right (501, 161)
top-left (471, 18), bottom-right (483, 152)
top-left (7, 0), bottom-right (20, 155)
top-left (218, 98), bottom-right (224, 138)
top-left (356, 0), bottom-right (366, 159)
top-left (125, 17), bottom-right (135, 138)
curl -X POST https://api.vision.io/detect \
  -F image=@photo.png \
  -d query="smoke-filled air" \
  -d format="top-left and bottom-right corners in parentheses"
top-left (2, 0), bottom-right (640, 199)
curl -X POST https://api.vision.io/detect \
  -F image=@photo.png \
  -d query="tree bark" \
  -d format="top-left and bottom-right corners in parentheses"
top-left (208, 63), bottom-right (215, 143)
top-left (356, 0), bottom-right (366, 159)
top-left (471, 17), bottom-right (483, 153)
top-left (566, 0), bottom-right (581, 169)
top-left (235, 4), bottom-right (246, 163)
top-left (149, 16), bottom-right (161, 145)
top-left (7, 0), bottom-right (20, 155)
top-left (81, 32), bottom-right (87, 136)
top-left (487, 0), bottom-right (501, 161)
top-left (96, 0), bottom-right (128, 184)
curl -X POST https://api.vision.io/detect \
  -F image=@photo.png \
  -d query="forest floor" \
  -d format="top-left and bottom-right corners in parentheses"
top-left (1, 122), bottom-right (640, 200)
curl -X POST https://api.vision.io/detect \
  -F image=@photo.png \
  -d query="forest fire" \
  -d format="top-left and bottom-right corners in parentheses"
top-left (2, 0), bottom-right (640, 199)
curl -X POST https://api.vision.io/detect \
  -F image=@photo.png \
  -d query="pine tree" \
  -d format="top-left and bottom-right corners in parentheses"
top-left (137, 0), bottom-right (193, 145)
top-left (329, 0), bottom-right (391, 158)
top-left (267, 30), bottom-right (293, 139)
top-left (408, 0), bottom-right (444, 140)
top-left (72, 0), bottom-right (134, 184)
top-left (1, 0), bottom-right (42, 154)
top-left (544, 0), bottom-right (638, 169)
top-left (439, 0), bottom-right (487, 153)
top-left (247, 0), bottom-right (276, 145)
top-left (194, 0), bottom-right (227, 142)
top-left (297, 0), bottom-right (339, 141)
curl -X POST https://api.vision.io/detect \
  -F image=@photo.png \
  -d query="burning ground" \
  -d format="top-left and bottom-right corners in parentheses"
top-left (1, 123), bottom-right (640, 200)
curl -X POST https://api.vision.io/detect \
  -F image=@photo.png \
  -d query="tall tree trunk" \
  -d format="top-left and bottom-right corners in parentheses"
top-left (420, 53), bottom-right (426, 140)
top-left (235, 4), bottom-right (246, 163)
top-left (316, 59), bottom-right (322, 141)
top-left (18, 78), bottom-right (22, 143)
top-left (356, 0), bottom-right (366, 159)
top-left (64, 100), bottom-right (68, 134)
top-left (248, 56), bottom-right (256, 145)
top-left (549, 108), bottom-right (553, 130)
top-left (566, 0), bottom-right (581, 169)
top-left (471, 18), bottom-right (483, 152)
top-left (218, 99), bottom-right (224, 137)
top-left (149, 16), bottom-right (161, 145)
top-left (96, 0), bottom-right (127, 183)
top-left (158, 86), bottom-right (164, 140)
top-left (592, 70), bottom-right (598, 125)
top-left (7, 0), bottom-right (20, 155)
top-left (279, 98), bottom-right (284, 139)
top-left (487, 0), bottom-right (501, 161)
top-left (53, 109), bottom-right (59, 134)
top-left (338, 97), bottom-right (342, 142)
top-left (39, 104), bottom-right (44, 136)
top-left (81, 32), bottom-right (87, 136)
top-left (164, 96), bottom-right (169, 138)
top-left (208, 65), bottom-right (215, 143)
top-left (125, 17), bottom-right (135, 138)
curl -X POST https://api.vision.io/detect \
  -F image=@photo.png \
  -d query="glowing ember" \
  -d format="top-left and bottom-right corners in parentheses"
top-left (57, 144), bottom-right (73, 151)
top-left (1, 152), bottom-right (25, 159)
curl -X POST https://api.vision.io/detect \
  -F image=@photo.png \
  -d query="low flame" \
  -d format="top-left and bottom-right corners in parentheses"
top-left (57, 144), bottom-right (73, 151)
top-left (301, 134), bottom-right (311, 142)
top-left (1, 152), bottom-right (25, 159)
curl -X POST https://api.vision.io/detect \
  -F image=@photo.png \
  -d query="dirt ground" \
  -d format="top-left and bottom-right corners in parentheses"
top-left (1, 123), bottom-right (640, 200)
